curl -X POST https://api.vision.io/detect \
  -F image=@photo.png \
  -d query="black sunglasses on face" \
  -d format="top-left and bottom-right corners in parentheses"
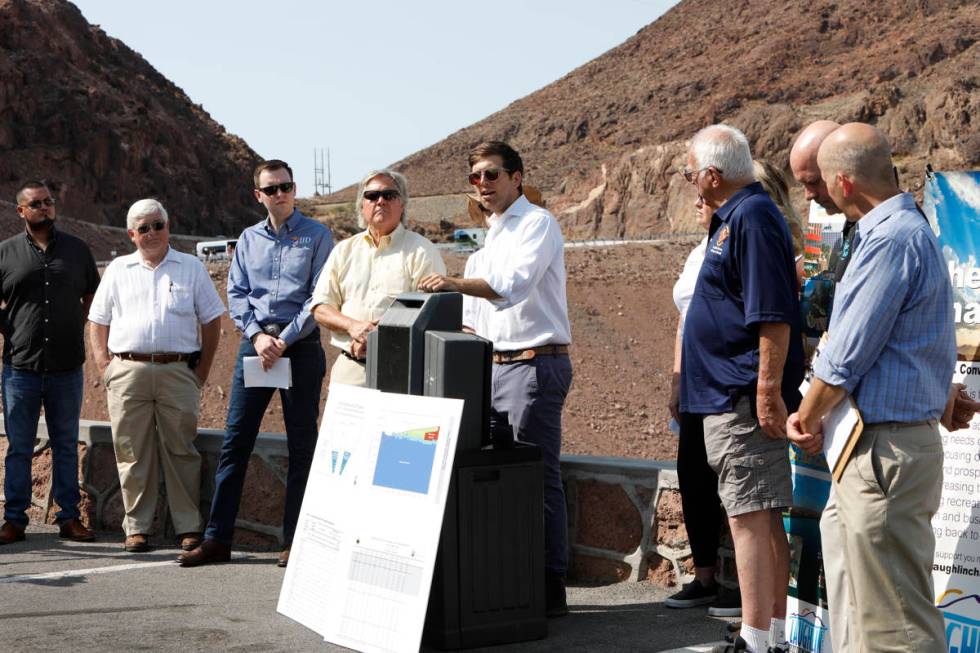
top-left (363, 189), bottom-right (400, 202)
top-left (20, 197), bottom-right (56, 210)
top-left (257, 182), bottom-right (295, 196)
top-left (468, 168), bottom-right (508, 185)
top-left (135, 220), bottom-right (166, 235)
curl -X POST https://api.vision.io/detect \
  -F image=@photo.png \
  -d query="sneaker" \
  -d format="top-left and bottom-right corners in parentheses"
top-left (664, 579), bottom-right (718, 608)
top-left (711, 635), bottom-right (747, 653)
top-left (708, 585), bottom-right (742, 617)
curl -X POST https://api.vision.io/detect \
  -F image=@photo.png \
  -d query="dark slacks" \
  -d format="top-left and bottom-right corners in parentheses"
top-left (676, 411), bottom-right (723, 568)
top-left (204, 335), bottom-right (325, 546)
top-left (491, 354), bottom-right (573, 575)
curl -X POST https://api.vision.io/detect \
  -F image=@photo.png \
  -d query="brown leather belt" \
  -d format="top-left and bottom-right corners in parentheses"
top-left (114, 352), bottom-right (193, 364)
top-left (492, 344), bottom-right (569, 364)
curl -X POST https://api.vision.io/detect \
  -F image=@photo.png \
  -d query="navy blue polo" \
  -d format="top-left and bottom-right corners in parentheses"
top-left (680, 182), bottom-right (804, 415)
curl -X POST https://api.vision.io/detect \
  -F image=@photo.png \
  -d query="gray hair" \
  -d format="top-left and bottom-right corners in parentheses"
top-left (126, 198), bottom-right (168, 229)
top-left (690, 124), bottom-right (755, 185)
top-left (355, 169), bottom-right (409, 229)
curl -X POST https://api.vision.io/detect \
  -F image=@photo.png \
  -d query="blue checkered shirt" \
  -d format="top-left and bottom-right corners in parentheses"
top-left (812, 193), bottom-right (955, 423)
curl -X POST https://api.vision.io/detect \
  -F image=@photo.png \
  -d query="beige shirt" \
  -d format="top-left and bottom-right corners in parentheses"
top-left (311, 223), bottom-right (446, 355)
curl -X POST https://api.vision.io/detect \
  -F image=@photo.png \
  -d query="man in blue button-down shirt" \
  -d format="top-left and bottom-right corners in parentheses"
top-left (180, 159), bottom-right (333, 568)
top-left (789, 124), bottom-right (955, 653)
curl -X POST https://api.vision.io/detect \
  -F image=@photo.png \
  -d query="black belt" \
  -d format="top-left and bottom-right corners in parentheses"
top-left (114, 352), bottom-right (193, 364)
top-left (341, 350), bottom-right (366, 364)
top-left (492, 344), bottom-right (569, 364)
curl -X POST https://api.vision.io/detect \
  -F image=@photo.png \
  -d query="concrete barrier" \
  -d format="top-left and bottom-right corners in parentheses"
top-left (0, 421), bottom-right (736, 589)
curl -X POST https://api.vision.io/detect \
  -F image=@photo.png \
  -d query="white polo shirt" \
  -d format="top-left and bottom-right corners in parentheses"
top-left (88, 247), bottom-right (226, 354)
top-left (465, 194), bottom-right (571, 351)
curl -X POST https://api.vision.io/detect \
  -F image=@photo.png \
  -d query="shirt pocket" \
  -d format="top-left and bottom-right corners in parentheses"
top-left (696, 257), bottom-right (727, 300)
top-left (284, 242), bottom-right (313, 278)
top-left (166, 286), bottom-right (195, 317)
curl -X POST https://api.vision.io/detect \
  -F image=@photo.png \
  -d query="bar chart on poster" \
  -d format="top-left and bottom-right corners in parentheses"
top-left (277, 384), bottom-right (463, 653)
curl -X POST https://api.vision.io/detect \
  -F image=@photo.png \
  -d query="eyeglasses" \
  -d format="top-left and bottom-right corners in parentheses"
top-left (135, 220), bottom-right (167, 235)
top-left (468, 168), bottom-right (509, 185)
top-left (682, 166), bottom-right (722, 183)
top-left (257, 182), bottom-right (295, 196)
top-left (363, 189), bottom-right (400, 202)
top-left (20, 197), bottom-right (55, 210)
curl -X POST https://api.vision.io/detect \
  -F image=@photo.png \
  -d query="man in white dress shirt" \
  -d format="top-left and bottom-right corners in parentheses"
top-left (89, 199), bottom-right (225, 553)
top-left (419, 141), bottom-right (573, 617)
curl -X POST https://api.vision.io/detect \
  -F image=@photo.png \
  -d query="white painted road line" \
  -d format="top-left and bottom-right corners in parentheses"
top-left (0, 552), bottom-right (250, 584)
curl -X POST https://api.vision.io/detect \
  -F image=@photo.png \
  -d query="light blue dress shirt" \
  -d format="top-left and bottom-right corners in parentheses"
top-left (813, 193), bottom-right (955, 423)
top-left (227, 209), bottom-right (333, 345)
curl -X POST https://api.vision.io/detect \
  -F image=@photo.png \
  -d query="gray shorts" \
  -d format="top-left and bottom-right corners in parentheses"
top-left (703, 395), bottom-right (793, 517)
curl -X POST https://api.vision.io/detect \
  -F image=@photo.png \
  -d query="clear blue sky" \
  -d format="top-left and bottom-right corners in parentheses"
top-left (71, 0), bottom-right (677, 197)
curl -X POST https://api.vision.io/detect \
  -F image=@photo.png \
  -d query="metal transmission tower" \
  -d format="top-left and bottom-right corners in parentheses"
top-left (313, 147), bottom-right (332, 196)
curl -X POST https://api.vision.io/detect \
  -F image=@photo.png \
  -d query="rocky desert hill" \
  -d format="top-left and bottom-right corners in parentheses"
top-left (0, 0), bottom-right (262, 235)
top-left (326, 0), bottom-right (979, 237)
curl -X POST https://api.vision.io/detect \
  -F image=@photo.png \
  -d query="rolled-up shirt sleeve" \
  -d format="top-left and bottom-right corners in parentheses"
top-left (813, 237), bottom-right (909, 393)
top-left (481, 212), bottom-right (561, 309)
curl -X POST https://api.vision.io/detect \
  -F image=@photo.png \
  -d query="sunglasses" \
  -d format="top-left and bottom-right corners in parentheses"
top-left (468, 167), bottom-right (509, 185)
top-left (363, 189), bottom-right (400, 202)
top-left (20, 197), bottom-right (56, 210)
top-left (682, 166), bottom-right (722, 183)
top-left (135, 220), bottom-right (167, 235)
top-left (257, 182), bottom-right (295, 196)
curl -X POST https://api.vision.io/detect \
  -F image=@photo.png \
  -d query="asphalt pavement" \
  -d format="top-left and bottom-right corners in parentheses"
top-left (0, 526), bottom-right (729, 653)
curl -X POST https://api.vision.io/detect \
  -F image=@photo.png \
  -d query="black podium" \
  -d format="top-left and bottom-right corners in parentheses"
top-left (367, 293), bottom-right (547, 649)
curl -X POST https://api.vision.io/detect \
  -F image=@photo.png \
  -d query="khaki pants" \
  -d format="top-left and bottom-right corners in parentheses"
top-left (833, 421), bottom-right (946, 653)
top-left (329, 354), bottom-right (366, 387)
top-left (820, 485), bottom-right (851, 652)
top-left (105, 358), bottom-right (203, 536)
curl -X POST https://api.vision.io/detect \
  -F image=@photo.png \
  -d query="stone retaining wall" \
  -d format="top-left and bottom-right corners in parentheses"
top-left (0, 423), bottom-right (735, 589)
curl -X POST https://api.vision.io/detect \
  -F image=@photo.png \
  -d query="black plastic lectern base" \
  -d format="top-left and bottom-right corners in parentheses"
top-left (423, 443), bottom-right (547, 650)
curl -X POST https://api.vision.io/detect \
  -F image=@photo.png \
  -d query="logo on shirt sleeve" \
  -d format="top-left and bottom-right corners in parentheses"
top-left (710, 225), bottom-right (730, 256)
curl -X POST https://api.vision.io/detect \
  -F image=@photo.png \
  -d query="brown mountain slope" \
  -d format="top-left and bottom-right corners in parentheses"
top-left (0, 0), bottom-right (262, 235)
top-left (327, 0), bottom-right (979, 237)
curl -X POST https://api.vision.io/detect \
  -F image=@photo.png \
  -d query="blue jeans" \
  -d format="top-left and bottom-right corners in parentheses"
top-left (2, 365), bottom-right (85, 526)
top-left (491, 355), bottom-right (573, 575)
top-left (204, 336), bottom-right (325, 546)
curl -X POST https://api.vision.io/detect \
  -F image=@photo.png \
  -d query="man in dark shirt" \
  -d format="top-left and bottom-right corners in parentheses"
top-left (680, 126), bottom-right (803, 653)
top-left (0, 180), bottom-right (100, 545)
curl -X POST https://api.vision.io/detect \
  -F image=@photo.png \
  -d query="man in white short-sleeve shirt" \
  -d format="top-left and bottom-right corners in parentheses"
top-left (89, 199), bottom-right (224, 553)
top-left (419, 140), bottom-right (573, 618)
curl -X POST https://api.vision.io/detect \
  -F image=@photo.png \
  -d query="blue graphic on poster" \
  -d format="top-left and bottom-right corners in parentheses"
top-left (925, 171), bottom-right (980, 360)
top-left (372, 426), bottom-right (440, 494)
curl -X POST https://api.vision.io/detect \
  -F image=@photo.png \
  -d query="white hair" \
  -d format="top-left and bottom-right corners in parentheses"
top-left (690, 124), bottom-right (755, 184)
top-left (355, 169), bottom-right (409, 229)
top-left (126, 198), bottom-right (168, 229)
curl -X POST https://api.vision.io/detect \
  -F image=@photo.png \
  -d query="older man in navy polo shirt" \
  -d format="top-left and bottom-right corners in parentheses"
top-left (179, 159), bottom-right (333, 569)
top-left (680, 125), bottom-right (803, 653)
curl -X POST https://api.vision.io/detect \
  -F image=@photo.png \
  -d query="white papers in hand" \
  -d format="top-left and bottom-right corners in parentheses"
top-left (243, 356), bottom-right (291, 388)
top-left (799, 379), bottom-right (860, 474)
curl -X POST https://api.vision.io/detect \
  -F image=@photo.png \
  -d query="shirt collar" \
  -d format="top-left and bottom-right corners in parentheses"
top-left (23, 225), bottom-right (57, 250)
top-left (125, 245), bottom-right (179, 268)
top-left (855, 192), bottom-right (914, 239)
top-left (263, 208), bottom-right (301, 235)
top-left (359, 222), bottom-right (406, 249)
top-left (714, 182), bottom-right (765, 224)
top-left (487, 194), bottom-right (531, 229)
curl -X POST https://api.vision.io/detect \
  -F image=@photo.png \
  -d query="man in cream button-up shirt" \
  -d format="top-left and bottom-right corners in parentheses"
top-left (89, 199), bottom-right (224, 553)
top-left (419, 141), bottom-right (573, 618)
top-left (313, 169), bottom-right (445, 386)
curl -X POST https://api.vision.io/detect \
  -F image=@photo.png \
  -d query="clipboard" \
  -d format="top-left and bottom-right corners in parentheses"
top-left (802, 334), bottom-right (864, 482)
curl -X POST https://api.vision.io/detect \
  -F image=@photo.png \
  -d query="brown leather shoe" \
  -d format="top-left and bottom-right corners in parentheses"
top-left (178, 532), bottom-right (202, 551)
top-left (124, 534), bottom-right (151, 553)
top-left (58, 518), bottom-right (95, 542)
top-left (0, 521), bottom-right (26, 545)
top-left (277, 547), bottom-right (290, 568)
top-left (177, 538), bottom-right (231, 567)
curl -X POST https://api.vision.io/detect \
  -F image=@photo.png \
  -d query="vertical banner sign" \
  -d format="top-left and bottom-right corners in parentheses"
top-left (925, 171), bottom-right (980, 652)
